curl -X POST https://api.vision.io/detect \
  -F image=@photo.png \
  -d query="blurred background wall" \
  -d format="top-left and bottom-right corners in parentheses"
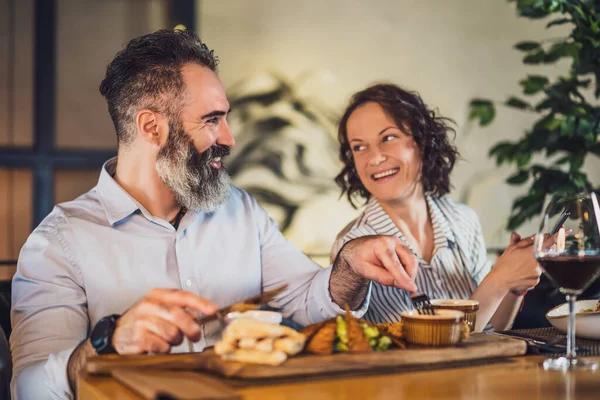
top-left (1, 0), bottom-right (599, 275)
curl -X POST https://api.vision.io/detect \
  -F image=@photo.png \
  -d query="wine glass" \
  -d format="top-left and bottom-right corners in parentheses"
top-left (534, 191), bottom-right (600, 371)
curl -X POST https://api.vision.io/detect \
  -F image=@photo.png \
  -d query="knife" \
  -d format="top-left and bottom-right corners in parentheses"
top-left (194, 284), bottom-right (288, 325)
top-left (490, 331), bottom-right (566, 354)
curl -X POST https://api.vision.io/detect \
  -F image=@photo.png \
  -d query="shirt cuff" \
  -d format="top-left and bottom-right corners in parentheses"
top-left (307, 266), bottom-right (372, 323)
top-left (44, 347), bottom-right (76, 400)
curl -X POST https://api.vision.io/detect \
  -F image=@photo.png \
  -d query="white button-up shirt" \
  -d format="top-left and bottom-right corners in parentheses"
top-left (11, 158), bottom-right (368, 399)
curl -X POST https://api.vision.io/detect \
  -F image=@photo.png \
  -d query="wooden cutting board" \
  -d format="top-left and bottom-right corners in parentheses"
top-left (111, 369), bottom-right (241, 400)
top-left (87, 333), bottom-right (526, 380)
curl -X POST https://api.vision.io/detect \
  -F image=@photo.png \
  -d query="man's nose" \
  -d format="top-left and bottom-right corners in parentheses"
top-left (216, 120), bottom-right (235, 148)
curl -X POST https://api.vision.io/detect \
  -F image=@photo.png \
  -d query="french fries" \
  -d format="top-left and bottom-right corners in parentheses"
top-left (215, 319), bottom-right (306, 365)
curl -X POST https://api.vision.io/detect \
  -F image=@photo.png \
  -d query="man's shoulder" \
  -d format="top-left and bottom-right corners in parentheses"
top-left (36, 187), bottom-right (106, 233)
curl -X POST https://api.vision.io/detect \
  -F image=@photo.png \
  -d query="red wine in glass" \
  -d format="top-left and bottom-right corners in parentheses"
top-left (537, 255), bottom-right (600, 295)
top-left (534, 192), bottom-right (600, 371)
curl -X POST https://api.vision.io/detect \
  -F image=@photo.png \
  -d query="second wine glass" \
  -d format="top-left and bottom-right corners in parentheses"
top-left (534, 191), bottom-right (600, 371)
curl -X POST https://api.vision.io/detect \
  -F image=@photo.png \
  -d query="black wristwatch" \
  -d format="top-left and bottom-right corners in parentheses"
top-left (90, 314), bottom-right (120, 355)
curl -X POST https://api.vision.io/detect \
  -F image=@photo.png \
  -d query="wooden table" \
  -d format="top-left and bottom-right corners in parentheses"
top-left (79, 355), bottom-right (600, 400)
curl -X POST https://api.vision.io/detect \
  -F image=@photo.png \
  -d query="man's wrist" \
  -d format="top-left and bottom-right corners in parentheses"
top-left (67, 339), bottom-right (96, 393)
top-left (90, 314), bottom-right (121, 355)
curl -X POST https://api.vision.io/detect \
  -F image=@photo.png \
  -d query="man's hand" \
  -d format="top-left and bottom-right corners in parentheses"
top-left (489, 232), bottom-right (542, 296)
top-left (113, 288), bottom-right (217, 354)
top-left (343, 235), bottom-right (418, 291)
top-left (330, 235), bottom-right (418, 309)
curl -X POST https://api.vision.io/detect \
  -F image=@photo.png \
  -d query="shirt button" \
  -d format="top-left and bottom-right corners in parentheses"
top-left (186, 279), bottom-right (192, 287)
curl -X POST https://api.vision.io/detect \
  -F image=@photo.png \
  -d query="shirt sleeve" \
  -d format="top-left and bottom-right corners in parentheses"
top-left (467, 209), bottom-right (493, 286)
top-left (10, 218), bottom-right (88, 400)
top-left (249, 195), bottom-right (370, 326)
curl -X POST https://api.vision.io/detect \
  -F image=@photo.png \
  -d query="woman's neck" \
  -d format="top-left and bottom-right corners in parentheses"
top-left (378, 188), bottom-right (434, 262)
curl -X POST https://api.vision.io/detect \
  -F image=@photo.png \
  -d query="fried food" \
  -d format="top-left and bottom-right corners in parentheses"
top-left (375, 322), bottom-right (404, 339)
top-left (346, 308), bottom-right (373, 353)
top-left (238, 337), bottom-right (258, 350)
top-left (300, 320), bottom-right (328, 342)
top-left (221, 349), bottom-right (288, 366)
top-left (255, 337), bottom-right (275, 353)
top-left (224, 318), bottom-right (301, 341)
top-left (302, 311), bottom-right (407, 355)
top-left (215, 318), bottom-right (306, 365)
top-left (230, 303), bottom-right (260, 313)
top-left (274, 337), bottom-right (305, 356)
top-left (305, 320), bottom-right (337, 355)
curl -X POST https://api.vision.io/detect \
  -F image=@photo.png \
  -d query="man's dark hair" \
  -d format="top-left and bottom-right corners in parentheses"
top-left (335, 83), bottom-right (459, 208)
top-left (99, 29), bottom-right (219, 145)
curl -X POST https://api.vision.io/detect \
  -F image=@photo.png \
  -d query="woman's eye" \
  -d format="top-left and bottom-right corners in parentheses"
top-left (352, 144), bottom-right (365, 152)
top-left (382, 135), bottom-right (397, 142)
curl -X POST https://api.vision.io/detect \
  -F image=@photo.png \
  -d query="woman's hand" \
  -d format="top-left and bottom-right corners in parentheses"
top-left (487, 232), bottom-right (542, 295)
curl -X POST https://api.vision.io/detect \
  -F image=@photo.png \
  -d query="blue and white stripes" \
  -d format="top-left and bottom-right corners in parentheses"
top-left (332, 196), bottom-right (492, 324)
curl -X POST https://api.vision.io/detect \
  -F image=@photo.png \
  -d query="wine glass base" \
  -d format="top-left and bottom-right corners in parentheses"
top-left (543, 357), bottom-right (598, 371)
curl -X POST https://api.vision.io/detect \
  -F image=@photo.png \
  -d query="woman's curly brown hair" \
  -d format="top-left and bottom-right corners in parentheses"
top-left (335, 83), bottom-right (459, 208)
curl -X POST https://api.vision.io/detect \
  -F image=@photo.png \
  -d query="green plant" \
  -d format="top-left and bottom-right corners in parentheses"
top-left (469, 0), bottom-right (600, 230)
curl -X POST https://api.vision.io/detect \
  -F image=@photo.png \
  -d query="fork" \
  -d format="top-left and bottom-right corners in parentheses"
top-left (410, 293), bottom-right (436, 315)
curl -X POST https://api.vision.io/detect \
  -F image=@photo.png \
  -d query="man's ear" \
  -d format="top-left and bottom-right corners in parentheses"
top-left (136, 109), bottom-right (168, 147)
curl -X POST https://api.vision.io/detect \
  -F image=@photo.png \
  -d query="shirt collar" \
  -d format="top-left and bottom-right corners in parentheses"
top-left (364, 194), bottom-right (456, 248)
top-left (96, 157), bottom-right (142, 226)
top-left (425, 195), bottom-right (456, 246)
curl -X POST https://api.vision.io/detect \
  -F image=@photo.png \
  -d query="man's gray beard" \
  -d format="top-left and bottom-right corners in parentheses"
top-left (155, 130), bottom-right (231, 213)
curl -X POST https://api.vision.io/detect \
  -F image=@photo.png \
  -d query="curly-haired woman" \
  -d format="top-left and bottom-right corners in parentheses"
top-left (331, 84), bottom-right (542, 331)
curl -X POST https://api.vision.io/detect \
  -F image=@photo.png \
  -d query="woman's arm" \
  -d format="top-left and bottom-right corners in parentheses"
top-left (488, 292), bottom-right (523, 331)
top-left (470, 233), bottom-right (541, 331)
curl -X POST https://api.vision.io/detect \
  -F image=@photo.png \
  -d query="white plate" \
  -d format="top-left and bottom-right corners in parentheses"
top-left (546, 300), bottom-right (600, 340)
top-left (225, 310), bottom-right (283, 325)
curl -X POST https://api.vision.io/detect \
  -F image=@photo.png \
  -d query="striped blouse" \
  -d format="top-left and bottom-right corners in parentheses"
top-left (331, 196), bottom-right (492, 324)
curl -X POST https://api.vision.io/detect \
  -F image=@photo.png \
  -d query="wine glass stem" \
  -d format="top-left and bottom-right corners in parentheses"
top-left (566, 294), bottom-right (577, 360)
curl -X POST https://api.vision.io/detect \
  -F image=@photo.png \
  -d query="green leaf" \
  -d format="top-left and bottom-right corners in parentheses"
top-left (523, 50), bottom-right (546, 64)
top-left (506, 170), bottom-right (530, 185)
top-left (570, 155), bottom-right (585, 172)
top-left (514, 41), bottom-right (541, 51)
top-left (545, 118), bottom-right (563, 131)
top-left (520, 75), bottom-right (549, 94)
top-left (516, 152), bottom-right (532, 167)
top-left (505, 96), bottom-right (532, 110)
top-left (546, 18), bottom-right (571, 28)
top-left (560, 116), bottom-right (577, 136)
top-left (468, 99), bottom-right (496, 126)
top-left (488, 142), bottom-right (518, 165)
top-left (572, 172), bottom-right (587, 188)
top-left (589, 143), bottom-right (600, 157)
top-left (592, 21), bottom-right (599, 34)
top-left (547, 42), bottom-right (581, 64)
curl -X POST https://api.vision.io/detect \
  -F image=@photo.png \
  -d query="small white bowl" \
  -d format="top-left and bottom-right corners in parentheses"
top-left (546, 300), bottom-right (600, 340)
top-left (225, 310), bottom-right (283, 325)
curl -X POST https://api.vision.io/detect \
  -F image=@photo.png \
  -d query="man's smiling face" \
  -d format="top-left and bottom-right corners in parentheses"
top-left (155, 64), bottom-right (236, 212)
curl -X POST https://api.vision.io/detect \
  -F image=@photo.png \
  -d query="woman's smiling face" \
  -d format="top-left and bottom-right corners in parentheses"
top-left (346, 101), bottom-right (422, 203)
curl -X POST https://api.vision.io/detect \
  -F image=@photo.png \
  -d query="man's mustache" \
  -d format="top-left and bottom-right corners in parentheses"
top-left (202, 144), bottom-right (231, 160)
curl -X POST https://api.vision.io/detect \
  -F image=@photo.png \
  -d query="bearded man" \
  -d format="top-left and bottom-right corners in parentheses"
top-left (10, 30), bottom-right (417, 400)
